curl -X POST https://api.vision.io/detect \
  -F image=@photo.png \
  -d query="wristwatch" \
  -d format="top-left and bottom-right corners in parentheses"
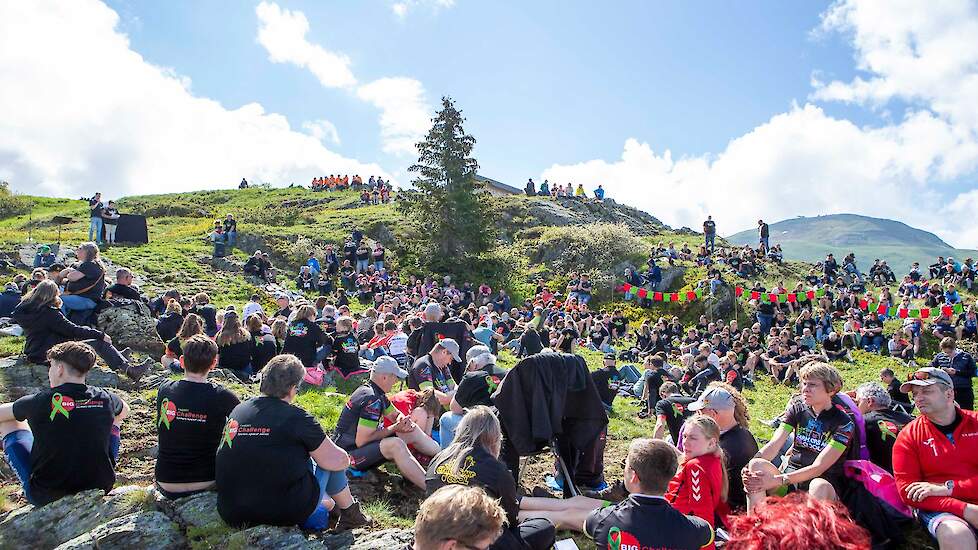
top-left (945, 480), bottom-right (954, 493)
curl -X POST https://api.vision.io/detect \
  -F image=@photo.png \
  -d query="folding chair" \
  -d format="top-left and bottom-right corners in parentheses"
top-left (516, 437), bottom-right (579, 498)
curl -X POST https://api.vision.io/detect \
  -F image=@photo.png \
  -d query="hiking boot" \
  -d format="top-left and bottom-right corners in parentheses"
top-left (125, 357), bottom-right (154, 382)
top-left (583, 480), bottom-right (629, 503)
top-left (327, 508), bottom-right (341, 531)
top-left (336, 501), bottom-right (373, 531)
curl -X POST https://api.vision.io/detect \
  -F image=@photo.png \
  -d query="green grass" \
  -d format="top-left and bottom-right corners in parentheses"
top-left (0, 337), bottom-right (25, 359)
top-left (362, 500), bottom-right (415, 529)
top-left (293, 388), bottom-right (349, 432)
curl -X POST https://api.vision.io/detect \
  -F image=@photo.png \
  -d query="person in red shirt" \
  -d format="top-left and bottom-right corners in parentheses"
top-left (892, 367), bottom-right (978, 549)
top-left (666, 416), bottom-right (727, 545)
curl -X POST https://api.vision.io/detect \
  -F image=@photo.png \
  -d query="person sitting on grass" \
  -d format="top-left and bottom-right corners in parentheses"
top-left (410, 485), bottom-right (506, 550)
top-left (12, 280), bottom-right (152, 381)
top-left (887, 328), bottom-right (915, 364)
top-left (893, 367), bottom-right (978, 550)
top-left (155, 298), bottom-right (185, 343)
top-left (511, 438), bottom-right (714, 549)
top-left (853, 382), bottom-right (912, 475)
top-left (161, 313), bottom-right (204, 373)
top-left (215, 310), bottom-right (257, 381)
top-left (665, 416), bottom-right (728, 541)
top-left (331, 356), bottom-right (441, 489)
top-left (653, 381), bottom-right (696, 445)
top-left (216, 354), bottom-right (371, 531)
top-left (743, 362), bottom-right (854, 513)
top-left (155, 335), bottom-right (239, 500)
top-left (0, 341), bottom-right (130, 506)
top-left (425, 406), bottom-right (556, 550)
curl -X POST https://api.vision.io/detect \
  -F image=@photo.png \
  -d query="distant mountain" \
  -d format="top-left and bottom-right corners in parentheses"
top-left (726, 214), bottom-right (978, 270)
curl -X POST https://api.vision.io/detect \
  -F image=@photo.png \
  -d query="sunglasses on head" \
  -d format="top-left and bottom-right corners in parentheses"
top-left (911, 371), bottom-right (938, 381)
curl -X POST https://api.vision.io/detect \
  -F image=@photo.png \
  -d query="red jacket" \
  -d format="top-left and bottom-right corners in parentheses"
top-left (666, 453), bottom-right (724, 541)
top-left (892, 408), bottom-right (978, 517)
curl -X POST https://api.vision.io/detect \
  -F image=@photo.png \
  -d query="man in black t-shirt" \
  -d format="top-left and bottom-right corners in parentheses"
top-left (0, 342), bottom-right (129, 506)
top-left (880, 367), bottom-right (913, 412)
top-left (331, 357), bottom-right (440, 489)
top-left (585, 438), bottom-right (713, 549)
top-left (592, 353), bottom-right (621, 411)
top-left (328, 316), bottom-right (367, 378)
top-left (703, 215), bottom-right (717, 253)
top-left (216, 355), bottom-right (371, 531)
top-left (653, 382), bottom-right (695, 444)
top-left (103, 267), bottom-right (141, 301)
top-left (88, 192), bottom-right (104, 244)
top-left (855, 382), bottom-right (913, 473)
top-left (156, 335), bottom-right (239, 500)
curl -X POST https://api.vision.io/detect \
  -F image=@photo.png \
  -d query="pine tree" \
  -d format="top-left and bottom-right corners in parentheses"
top-left (399, 96), bottom-right (496, 275)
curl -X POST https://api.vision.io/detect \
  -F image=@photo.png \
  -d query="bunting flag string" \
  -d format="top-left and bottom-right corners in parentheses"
top-left (619, 282), bottom-right (703, 303)
top-left (731, 285), bottom-right (964, 318)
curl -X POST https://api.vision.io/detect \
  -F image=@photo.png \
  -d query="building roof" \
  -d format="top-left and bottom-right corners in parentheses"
top-left (474, 174), bottom-right (521, 195)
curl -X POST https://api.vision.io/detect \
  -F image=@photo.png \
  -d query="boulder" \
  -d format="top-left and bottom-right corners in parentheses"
top-left (0, 356), bottom-right (128, 398)
top-left (321, 528), bottom-right (414, 550)
top-left (702, 283), bottom-right (736, 320)
top-left (171, 491), bottom-right (221, 529)
top-left (54, 511), bottom-right (185, 550)
top-left (0, 487), bottom-right (154, 549)
top-left (225, 525), bottom-right (313, 550)
top-left (96, 301), bottom-right (165, 356)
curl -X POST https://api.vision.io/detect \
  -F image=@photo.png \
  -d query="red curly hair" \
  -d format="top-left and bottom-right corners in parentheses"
top-left (725, 493), bottom-right (871, 550)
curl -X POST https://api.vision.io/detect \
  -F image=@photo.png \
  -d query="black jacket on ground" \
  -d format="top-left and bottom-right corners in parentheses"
top-left (13, 302), bottom-right (105, 364)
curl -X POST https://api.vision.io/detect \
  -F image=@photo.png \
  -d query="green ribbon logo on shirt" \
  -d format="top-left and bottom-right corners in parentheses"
top-left (49, 393), bottom-right (74, 420)
top-left (878, 419), bottom-right (898, 441)
top-left (158, 398), bottom-right (177, 430)
top-left (608, 527), bottom-right (622, 550)
top-left (220, 418), bottom-right (239, 449)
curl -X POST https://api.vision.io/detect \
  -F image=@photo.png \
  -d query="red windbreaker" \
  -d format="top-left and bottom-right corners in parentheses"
top-left (666, 453), bottom-right (724, 548)
top-left (892, 408), bottom-right (978, 517)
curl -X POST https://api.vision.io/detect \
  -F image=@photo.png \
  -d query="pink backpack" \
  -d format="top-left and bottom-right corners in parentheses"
top-left (303, 366), bottom-right (326, 386)
top-left (843, 459), bottom-right (913, 518)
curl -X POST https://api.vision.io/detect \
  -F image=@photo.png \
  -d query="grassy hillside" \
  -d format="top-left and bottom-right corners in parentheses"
top-left (727, 213), bottom-right (978, 269)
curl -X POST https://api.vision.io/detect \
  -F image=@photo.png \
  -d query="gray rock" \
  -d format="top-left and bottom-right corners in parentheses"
top-left (96, 301), bottom-right (165, 356)
top-left (172, 491), bottom-right (221, 529)
top-left (702, 283), bottom-right (736, 320)
top-left (0, 356), bottom-right (128, 395)
top-left (349, 528), bottom-right (414, 550)
top-left (54, 511), bottom-right (185, 550)
top-left (226, 525), bottom-right (313, 549)
top-left (0, 487), bottom-right (154, 550)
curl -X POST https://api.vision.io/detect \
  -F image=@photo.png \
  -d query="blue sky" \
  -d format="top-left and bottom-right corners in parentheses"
top-left (108, 0), bottom-right (860, 183)
top-left (3, 1), bottom-right (978, 244)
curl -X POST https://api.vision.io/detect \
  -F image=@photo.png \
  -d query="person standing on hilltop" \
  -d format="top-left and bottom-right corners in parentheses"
top-left (88, 192), bottom-right (104, 244)
top-left (758, 219), bottom-right (770, 253)
top-left (703, 215), bottom-right (717, 254)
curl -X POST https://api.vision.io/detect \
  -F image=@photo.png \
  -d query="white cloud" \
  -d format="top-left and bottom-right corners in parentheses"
top-left (542, 0), bottom-right (978, 249)
top-left (255, 1), bottom-right (356, 89)
top-left (253, 2), bottom-right (432, 155)
top-left (302, 119), bottom-right (341, 145)
top-left (389, 0), bottom-right (456, 19)
top-left (0, 0), bottom-right (389, 199)
top-left (356, 78), bottom-right (431, 156)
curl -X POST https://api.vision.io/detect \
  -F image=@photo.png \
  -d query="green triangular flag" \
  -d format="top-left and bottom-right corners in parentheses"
top-left (909, 309), bottom-right (920, 318)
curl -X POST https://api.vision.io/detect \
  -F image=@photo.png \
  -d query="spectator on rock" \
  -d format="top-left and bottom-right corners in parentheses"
top-left (538, 180), bottom-right (550, 196)
top-left (156, 299), bottom-right (185, 344)
top-left (223, 214), bottom-right (237, 249)
top-left (593, 184), bottom-right (605, 200)
top-left (239, 177), bottom-right (248, 189)
top-left (104, 267), bottom-right (141, 301)
top-left (574, 183), bottom-right (586, 198)
top-left (243, 251), bottom-right (266, 280)
top-left (216, 354), bottom-right (371, 531)
top-left (332, 357), bottom-right (440, 489)
top-left (703, 216), bottom-right (717, 254)
top-left (411, 485), bottom-right (506, 550)
top-left (33, 244), bottom-right (55, 269)
top-left (0, 342), bottom-right (130, 506)
top-left (0, 282), bottom-right (21, 318)
top-left (209, 221), bottom-right (226, 258)
top-left (59, 242), bottom-right (106, 321)
top-left (155, 335), bottom-right (239, 500)
top-left (524, 178), bottom-right (535, 196)
top-left (893, 367), bottom-right (978, 549)
top-left (757, 219), bottom-right (770, 253)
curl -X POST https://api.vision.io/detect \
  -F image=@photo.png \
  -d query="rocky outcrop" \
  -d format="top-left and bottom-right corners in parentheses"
top-left (54, 511), bottom-right (185, 550)
top-left (701, 283), bottom-right (736, 320)
top-left (96, 300), bottom-right (164, 356)
top-left (0, 356), bottom-right (129, 400)
top-left (321, 528), bottom-right (414, 550)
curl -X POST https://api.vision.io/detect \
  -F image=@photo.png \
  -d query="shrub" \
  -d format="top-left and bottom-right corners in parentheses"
top-left (535, 223), bottom-right (647, 298)
top-left (0, 182), bottom-right (31, 220)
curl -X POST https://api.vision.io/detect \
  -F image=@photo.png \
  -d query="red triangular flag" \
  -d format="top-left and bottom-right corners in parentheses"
top-left (898, 309), bottom-right (908, 319)
top-left (787, 293), bottom-right (797, 303)
top-left (921, 309), bottom-right (931, 319)
top-left (768, 293), bottom-right (778, 303)
top-left (686, 291), bottom-right (697, 301)
top-left (942, 305), bottom-right (953, 317)
top-left (877, 304), bottom-right (887, 314)
top-left (859, 299), bottom-right (868, 310)
top-left (735, 286), bottom-right (744, 297)
top-left (653, 292), bottom-right (663, 301)
top-left (638, 288), bottom-right (648, 298)
top-left (670, 293), bottom-right (679, 302)
top-left (622, 283), bottom-right (631, 292)
top-left (806, 290), bottom-right (815, 300)
top-left (750, 291), bottom-right (760, 300)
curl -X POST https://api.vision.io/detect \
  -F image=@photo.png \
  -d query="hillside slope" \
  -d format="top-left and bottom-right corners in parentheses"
top-left (727, 213), bottom-right (977, 269)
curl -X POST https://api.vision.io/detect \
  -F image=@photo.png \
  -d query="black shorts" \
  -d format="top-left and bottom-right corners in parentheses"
top-left (348, 441), bottom-right (387, 471)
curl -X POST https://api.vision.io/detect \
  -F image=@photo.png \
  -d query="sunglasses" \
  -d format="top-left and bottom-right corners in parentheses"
top-left (910, 371), bottom-right (940, 381)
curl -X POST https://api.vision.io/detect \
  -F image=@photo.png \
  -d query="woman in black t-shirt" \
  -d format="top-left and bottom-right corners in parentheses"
top-left (282, 305), bottom-right (332, 368)
top-left (426, 407), bottom-right (555, 550)
top-left (245, 314), bottom-right (277, 372)
top-left (215, 311), bottom-right (256, 380)
top-left (156, 299), bottom-right (185, 344)
top-left (162, 313), bottom-right (203, 373)
top-left (60, 242), bottom-right (106, 319)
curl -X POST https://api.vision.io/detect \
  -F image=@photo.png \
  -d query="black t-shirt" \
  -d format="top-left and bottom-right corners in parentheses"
top-left (655, 395), bottom-right (696, 445)
top-left (332, 381), bottom-right (393, 451)
top-left (155, 379), bottom-right (240, 483)
top-left (282, 319), bottom-right (331, 368)
top-left (779, 396), bottom-right (855, 478)
top-left (194, 304), bottom-right (218, 334)
top-left (720, 425), bottom-right (759, 511)
top-left (426, 446), bottom-right (519, 528)
top-left (611, 315), bottom-right (627, 335)
top-left (589, 325), bottom-right (610, 348)
top-left (216, 397), bottom-right (327, 527)
top-left (454, 368), bottom-right (505, 408)
top-left (757, 301), bottom-right (775, 315)
top-left (722, 366), bottom-right (744, 392)
top-left (823, 337), bottom-right (843, 354)
top-left (330, 332), bottom-right (362, 376)
top-left (12, 383), bottom-right (123, 505)
top-left (579, 280), bottom-right (593, 296)
top-left (864, 408), bottom-right (913, 473)
top-left (703, 220), bottom-right (716, 235)
top-left (66, 261), bottom-right (105, 302)
top-left (223, 219), bottom-right (237, 233)
top-left (218, 338), bottom-right (256, 372)
top-left (102, 207), bottom-right (119, 225)
top-left (89, 198), bottom-right (103, 218)
top-left (166, 336), bottom-right (183, 358)
top-left (252, 334), bottom-right (277, 372)
top-left (887, 378), bottom-right (912, 405)
top-left (933, 409), bottom-right (962, 443)
top-left (585, 495), bottom-right (713, 550)
top-left (104, 282), bottom-right (140, 301)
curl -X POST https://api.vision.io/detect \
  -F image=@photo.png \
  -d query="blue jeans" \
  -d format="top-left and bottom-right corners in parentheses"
top-left (226, 231), bottom-right (236, 248)
top-left (61, 295), bottom-right (96, 317)
top-left (760, 236), bottom-right (769, 250)
top-left (89, 217), bottom-right (103, 243)
top-left (438, 411), bottom-right (464, 450)
top-left (757, 312), bottom-right (774, 335)
top-left (705, 234), bottom-right (715, 253)
top-left (374, 261), bottom-right (384, 271)
top-left (618, 365), bottom-right (641, 384)
top-left (4, 427), bottom-right (120, 505)
top-left (300, 462), bottom-right (350, 530)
